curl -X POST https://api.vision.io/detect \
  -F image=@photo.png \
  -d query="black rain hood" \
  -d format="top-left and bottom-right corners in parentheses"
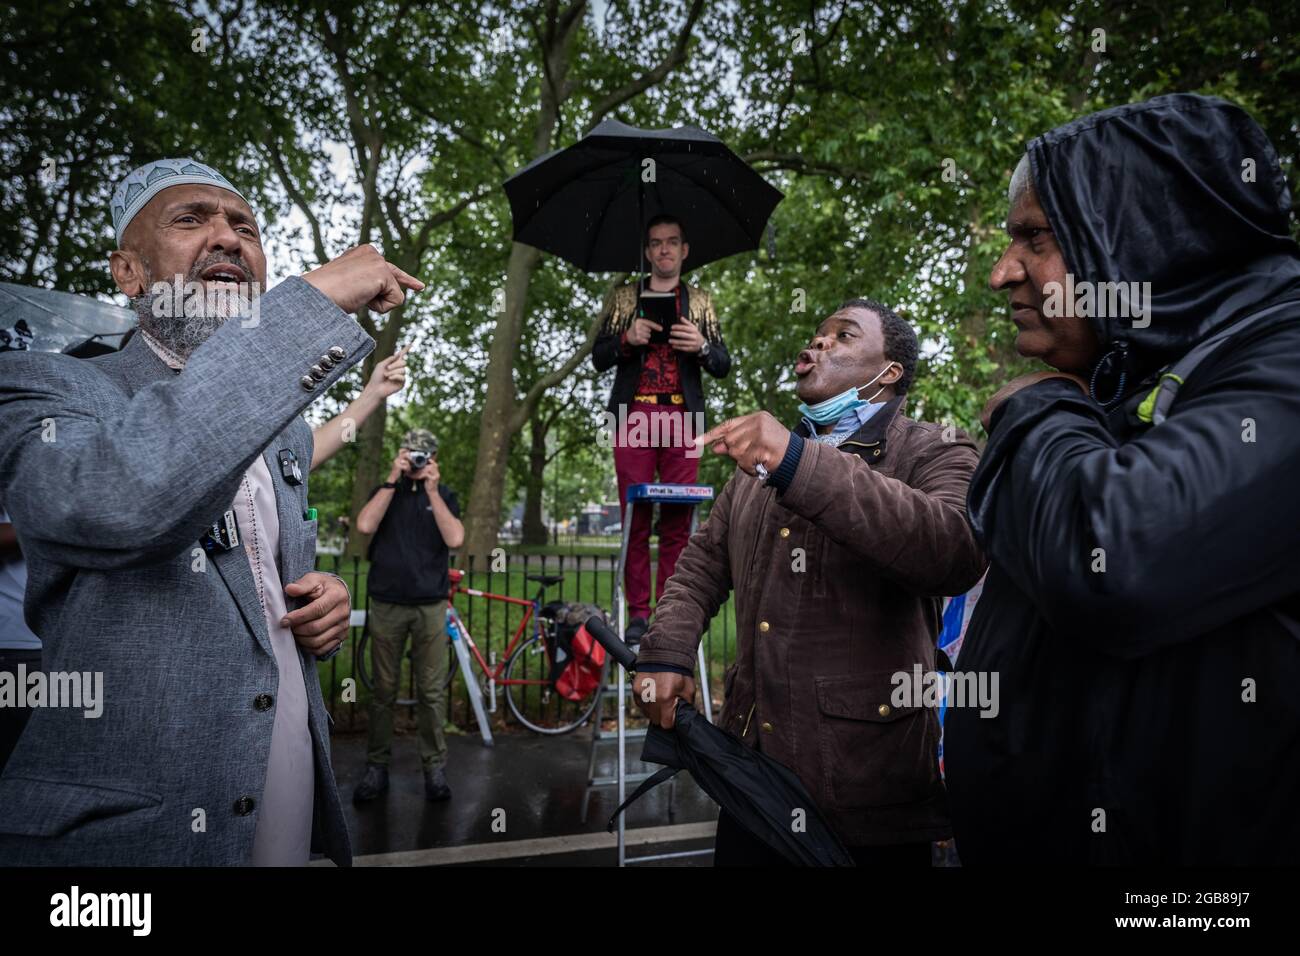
top-left (949, 94), bottom-right (1300, 864)
top-left (1026, 92), bottom-right (1300, 388)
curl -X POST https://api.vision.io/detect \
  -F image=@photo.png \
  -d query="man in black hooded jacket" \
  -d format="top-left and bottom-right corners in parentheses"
top-left (945, 93), bottom-right (1300, 865)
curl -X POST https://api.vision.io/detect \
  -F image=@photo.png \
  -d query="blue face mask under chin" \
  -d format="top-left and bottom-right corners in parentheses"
top-left (797, 362), bottom-right (899, 425)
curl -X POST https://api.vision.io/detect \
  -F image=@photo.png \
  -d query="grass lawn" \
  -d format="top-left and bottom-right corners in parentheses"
top-left (508, 543), bottom-right (649, 557)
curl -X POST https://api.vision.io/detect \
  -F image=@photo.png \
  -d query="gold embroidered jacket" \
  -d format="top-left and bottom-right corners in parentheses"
top-left (591, 280), bottom-right (731, 420)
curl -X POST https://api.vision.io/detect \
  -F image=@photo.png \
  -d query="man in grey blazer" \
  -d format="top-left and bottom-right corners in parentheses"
top-left (0, 158), bottom-right (422, 866)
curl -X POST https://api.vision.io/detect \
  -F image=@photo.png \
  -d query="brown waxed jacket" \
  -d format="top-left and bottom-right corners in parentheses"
top-left (637, 396), bottom-right (986, 846)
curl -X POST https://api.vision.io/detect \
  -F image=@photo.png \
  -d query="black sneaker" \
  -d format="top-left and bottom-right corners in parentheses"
top-left (424, 766), bottom-right (452, 802)
top-left (625, 617), bottom-right (648, 646)
top-left (352, 763), bottom-right (389, 804)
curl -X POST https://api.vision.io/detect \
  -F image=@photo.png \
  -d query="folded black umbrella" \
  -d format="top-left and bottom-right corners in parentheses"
top-left (503, 119), bottom-right (783, 274)
top-left (586, 616), bottom-right (854, 867)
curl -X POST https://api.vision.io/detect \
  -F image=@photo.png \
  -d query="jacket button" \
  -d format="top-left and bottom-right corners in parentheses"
top-left (758, 621), bottom-right (770, 633)
top-left (309, 364), bottom-right (327, 381)
top-left (327, 346), bottom-right (346, 361)
top-left (234, 796), bottom-right (256, 816)
top-left (319, 354), bottom-right (336, 370)
top-left (254, 693), bottom-right (274, 711)
top-left (779, 527), bottom-right (790, 538)
top-left (878, 704), bottom-right (892, 717)
top-left (761, 721), bottom-right (774, 733)
top-left (300, 375), bottom-right (316, 391)
top-left (872, 449), bottom-right (881, 457)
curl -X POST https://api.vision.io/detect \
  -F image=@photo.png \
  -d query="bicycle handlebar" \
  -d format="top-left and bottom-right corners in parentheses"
top-left (584, 615), bottom-right (638, 671)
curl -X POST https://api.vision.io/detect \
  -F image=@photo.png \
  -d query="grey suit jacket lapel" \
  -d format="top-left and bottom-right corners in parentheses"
top-left (212, 421), bottom-right (313, 662)
top-left (210, 521), bottom-right (275, 659)
top-left (262, 417), bottom-right (313, 592)
top-left (212, 422), bottom-right (313, 663)
top-left (93, 334), bottom-right (279, 660)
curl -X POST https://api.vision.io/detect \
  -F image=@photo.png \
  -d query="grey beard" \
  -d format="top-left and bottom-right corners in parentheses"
top-left (132, 284), bottom-right (254, 359)
top-left (133, 293), bottom-right (227, 358)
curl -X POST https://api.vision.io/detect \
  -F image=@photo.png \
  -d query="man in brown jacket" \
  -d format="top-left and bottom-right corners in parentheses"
top-left (633, 298), bottom-right (986, 866)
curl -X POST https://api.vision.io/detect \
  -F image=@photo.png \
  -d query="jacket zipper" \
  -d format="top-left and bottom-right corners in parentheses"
top-left (738, 481), bottom-right (771, 742)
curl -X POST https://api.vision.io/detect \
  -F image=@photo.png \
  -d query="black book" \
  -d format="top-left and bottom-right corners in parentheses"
top-left (638, 290), bottom-right (678, 343)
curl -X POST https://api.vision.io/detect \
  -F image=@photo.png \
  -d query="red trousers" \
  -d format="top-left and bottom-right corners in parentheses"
top-left (613, 403), bottom-right (700, 620)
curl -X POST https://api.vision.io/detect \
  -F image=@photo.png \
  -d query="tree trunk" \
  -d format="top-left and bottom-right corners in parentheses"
top-left (521, 414), bottom-right (549, 545)
top-left (462, 241), bottom-right (541, 559)
top-left (343, 395), bottom-right (386, 560)
top-left (343, 309), bottom-right (404, 558)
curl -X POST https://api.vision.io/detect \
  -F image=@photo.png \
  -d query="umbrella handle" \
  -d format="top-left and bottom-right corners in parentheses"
top-left (584, 615), bottom-right (638, 671)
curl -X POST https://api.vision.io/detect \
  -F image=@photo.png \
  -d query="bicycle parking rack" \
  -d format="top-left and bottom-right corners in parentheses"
top-left (580, 482), bottom-right (715, 866)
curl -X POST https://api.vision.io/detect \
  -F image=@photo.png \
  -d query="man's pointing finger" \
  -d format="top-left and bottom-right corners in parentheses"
top-left (695, 417), bottom-right (736, 448)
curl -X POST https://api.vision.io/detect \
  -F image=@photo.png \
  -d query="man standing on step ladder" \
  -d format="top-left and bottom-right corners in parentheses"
top-left (591, 214), bottom-right (731, 646)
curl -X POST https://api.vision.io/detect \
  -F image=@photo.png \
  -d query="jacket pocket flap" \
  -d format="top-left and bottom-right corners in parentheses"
top-left (0, 774), bottom-right (163, 838)
top-left (815, 673), bottom-right (918, 722)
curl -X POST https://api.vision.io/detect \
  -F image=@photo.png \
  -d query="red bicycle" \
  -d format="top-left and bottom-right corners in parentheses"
top-left (444, 569), bottom-right (603, 734)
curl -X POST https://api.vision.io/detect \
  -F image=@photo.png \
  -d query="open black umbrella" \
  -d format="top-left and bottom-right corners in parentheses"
top-left (586, 616), bottom-right (855, 867)
top-left (503, 119), bottom-right (783, 274)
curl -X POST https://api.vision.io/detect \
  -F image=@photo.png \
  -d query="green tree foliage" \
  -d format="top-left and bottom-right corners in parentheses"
top-left (2, 0), bottom-right (1296, 539)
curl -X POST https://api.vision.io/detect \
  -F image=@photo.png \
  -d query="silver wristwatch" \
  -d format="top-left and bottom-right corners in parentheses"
top-left (697, 340), bottom-right (711, 359)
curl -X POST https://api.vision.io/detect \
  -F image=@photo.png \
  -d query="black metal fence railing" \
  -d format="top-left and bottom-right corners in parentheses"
top-left (314, 551), bottom-right (737, 732)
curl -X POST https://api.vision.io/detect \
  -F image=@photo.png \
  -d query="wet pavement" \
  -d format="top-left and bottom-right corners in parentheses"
top-left (332, 725), bottom-right (718, 866)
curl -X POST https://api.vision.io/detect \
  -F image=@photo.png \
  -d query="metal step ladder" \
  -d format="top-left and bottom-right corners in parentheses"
top-left (579, 482), bottom-right (715, 865)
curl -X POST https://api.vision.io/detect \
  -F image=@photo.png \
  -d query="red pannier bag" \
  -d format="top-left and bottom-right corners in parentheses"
top-left (555, 623), bottom-right (606, 701)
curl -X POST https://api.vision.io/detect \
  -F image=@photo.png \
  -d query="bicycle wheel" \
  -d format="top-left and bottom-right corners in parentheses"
top-left (503, 633), bottom-right (601, 735)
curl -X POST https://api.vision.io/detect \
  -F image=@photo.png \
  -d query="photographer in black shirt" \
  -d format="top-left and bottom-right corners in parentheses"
top-left (352, 428), bottom-right (463, 804)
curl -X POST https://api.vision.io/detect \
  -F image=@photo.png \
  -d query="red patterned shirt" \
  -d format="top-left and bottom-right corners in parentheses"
top-left (637, 342), bottom-right (681, 394)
